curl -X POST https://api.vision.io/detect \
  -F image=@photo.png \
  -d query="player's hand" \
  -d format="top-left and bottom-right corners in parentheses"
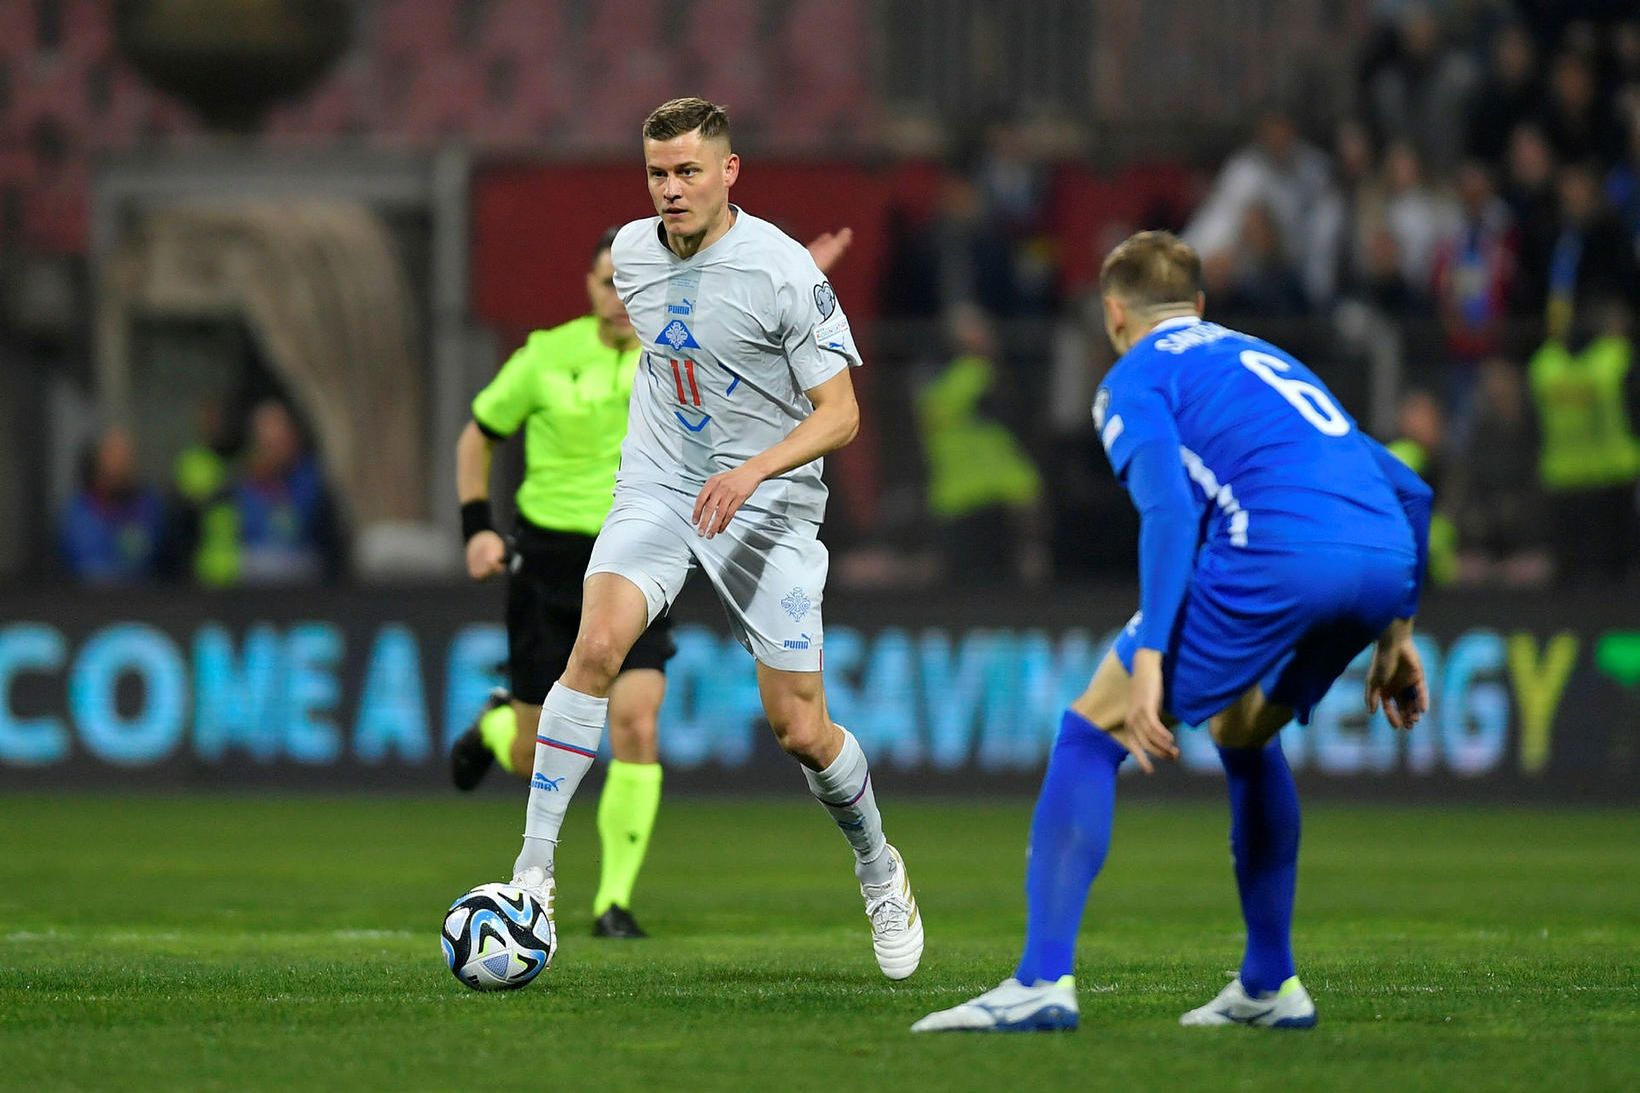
top-left (1364, 633), bottom-right (1428, 730)
top-left (692, 463), bottom-right (766, 538)
top-left (806, 227), bottom-right (854, 274)
top-left (465, 530), bottom-right (508, 581)
top-left (1120, 648), bottom-right (1180, 774)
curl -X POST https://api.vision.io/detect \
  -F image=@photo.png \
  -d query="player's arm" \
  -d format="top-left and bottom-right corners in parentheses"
top-left (1099, 381), bottom-right (1195, 767)
top-left (1118, 436), bottom-right (1196, 767)
top-left (691, 368), bottom-right (859, 538)
top-left (457, 419), bottom-right (508, 580)
top-left (1361, 435), bottom-right (1433, 729)
top-left (461, 338), bottom-right (540, 579)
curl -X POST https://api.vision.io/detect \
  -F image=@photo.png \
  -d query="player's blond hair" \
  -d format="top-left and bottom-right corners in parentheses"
top-left (642, 97), bottom-right (731, 147)
top-left (1099, 230), bottom-right (1202, 310)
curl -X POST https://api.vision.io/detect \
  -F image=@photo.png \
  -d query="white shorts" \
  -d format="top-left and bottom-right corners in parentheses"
top-left (585, 485), bottom-right (828, 671)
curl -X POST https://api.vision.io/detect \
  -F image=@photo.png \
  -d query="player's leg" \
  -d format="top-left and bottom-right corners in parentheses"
top-left (513, 572), bottom-right (650, 878)
top-left (756, 661), bottom-right (922, 980)
top-left (755, 663), bottom-right (880, 876)
top-left (1178, 687), bottom-right (1316, 1028)
top-left (504, 699), bottom-right (542, 775)
top-left (680, 493), bottom-right (921, 978)
top-left (1015, 649), bottom-right (1135, 984)
top-left (507, 490), bottom-right (695, 925)
top-left (914, 648), bottom-right (1136, 1031)
top-left (592, 665), bottom-right (665, 937)
top-left (452, 554), bottom-right (565, 789)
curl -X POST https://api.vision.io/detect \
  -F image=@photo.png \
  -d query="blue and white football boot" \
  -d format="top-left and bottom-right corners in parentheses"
top-left (911, 976), bottom-right (1079, 1032)
top-left (1179, 976), bottom-right (1317, 1028)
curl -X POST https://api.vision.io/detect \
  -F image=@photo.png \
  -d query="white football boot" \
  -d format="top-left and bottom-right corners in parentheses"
top-left (509, 865), bottom-right (557, 927)
top-left (861, 845), bottom-right (923, 980)
top-left (1179, 975), bottom-right (1317, 1028)
top-left (911, 976), bottom-right (1079, 1032)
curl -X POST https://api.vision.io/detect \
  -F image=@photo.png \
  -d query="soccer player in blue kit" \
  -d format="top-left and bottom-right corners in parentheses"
top-left (915, 231), bottom-right (1433, 1033)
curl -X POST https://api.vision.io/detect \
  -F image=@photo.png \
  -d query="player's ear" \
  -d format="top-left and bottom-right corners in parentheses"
top-left (722, 151), bottom-right (739, 187)
top-left (1193, 290), bottom-right (1205, 317)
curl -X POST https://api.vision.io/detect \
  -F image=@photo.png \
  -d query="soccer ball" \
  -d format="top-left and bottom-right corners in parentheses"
top-left (440, 883), bottom-right (555, 991)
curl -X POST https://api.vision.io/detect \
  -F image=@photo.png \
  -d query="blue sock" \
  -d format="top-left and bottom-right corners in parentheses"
top-left (1218, 741), bottom-right (1300, 995)
top-left (1014, 708), bottom-right (1127, 985)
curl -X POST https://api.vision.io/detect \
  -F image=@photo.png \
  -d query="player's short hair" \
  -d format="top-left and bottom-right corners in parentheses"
top-left (642, 97), bottom-right (731, 147)
top-left (1099, 230), bottom-right (1202, 310)
top-left (593, 226), bottom-right (619, 263)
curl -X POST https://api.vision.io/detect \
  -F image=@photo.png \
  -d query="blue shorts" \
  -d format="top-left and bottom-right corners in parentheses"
top-left (1114, 544), bottom-right (1417, 726)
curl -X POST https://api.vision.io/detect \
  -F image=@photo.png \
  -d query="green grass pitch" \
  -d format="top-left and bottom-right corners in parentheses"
top-left (3, 793), bottom-right (1637, 1091)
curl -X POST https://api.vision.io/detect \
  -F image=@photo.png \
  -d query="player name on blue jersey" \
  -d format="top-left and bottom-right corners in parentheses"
top-left (1096, 317), bottom-right (1416, 558)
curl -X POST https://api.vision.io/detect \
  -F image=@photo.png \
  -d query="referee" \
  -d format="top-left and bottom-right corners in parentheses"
top-left (452, 228), bottom-right (672, 939)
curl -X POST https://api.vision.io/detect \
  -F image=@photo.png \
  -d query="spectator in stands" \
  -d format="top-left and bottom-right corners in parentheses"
top-left (1466, 22), bottom-right (1542, 162)
top-left (1345, 225), bottom-right (1429, 320)
top-left (914, 305), bottom-right (1046, 586)
top-left (228, 399), bottom-right (346, 584)
top-left (1316, 119), bottom-right (1378, 300)
top-left (1503, 122), bottom-right (1561, 312)
top-left (1357, 141), bottom-right (1459, 296)
top-left (1387, 389), bottom-right (1458, 587)
top-left (58, 425), bottom-right (169, 584)
top-left (168, 399), bottom-right (242, 587)
top-left (1183, 108), bottom-right (1339, 309)
top-left (1537, 49), bottom-right (1621, 166)
top-left (1450, 358), bottom-right (1551, 587)
top-left (1605, 116), bottom-right (1640, 265)
top-left (1527, 297), bottom-right (1640, 584)
top-left (1611, 22), bottom-right (1640, 142)
top-left (977, 120), bottom-right (1050, 240)
top-left (928, 168), bottom-right (1025, 318)
top-left (1432, 160), bottom-right (1517, 393)
top-left (1362, 3), bottom-right (1479, 172)
top-left (1538, 161), bottom-right (1640, 339)
top-left (1204, 201), bottom-right (1309, 318)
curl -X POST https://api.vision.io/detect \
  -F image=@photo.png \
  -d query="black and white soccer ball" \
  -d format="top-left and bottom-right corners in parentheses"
top-left (440, 883), bottom-right (555, 991)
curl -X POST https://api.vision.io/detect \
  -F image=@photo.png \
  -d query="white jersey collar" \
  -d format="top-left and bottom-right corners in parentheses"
top-left (657, 204), bottom-right (744, 261)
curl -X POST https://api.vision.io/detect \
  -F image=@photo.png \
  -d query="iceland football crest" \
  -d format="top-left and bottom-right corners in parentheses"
top-left (780, 587), bottom-right (812, 622)
top-left (658, 319), bottom-right (701, 350)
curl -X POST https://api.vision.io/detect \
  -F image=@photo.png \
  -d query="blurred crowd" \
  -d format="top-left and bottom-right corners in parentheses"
top-left (878, 2), bottom-right (1640, 591)
top-left (44, 1), bottom-right (1640, 593)
top-left (59, 401), bottom-right (345, 587)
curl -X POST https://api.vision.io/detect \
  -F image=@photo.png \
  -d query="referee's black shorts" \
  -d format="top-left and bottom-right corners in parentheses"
top-left (505, 518), bottom-right (676, 706)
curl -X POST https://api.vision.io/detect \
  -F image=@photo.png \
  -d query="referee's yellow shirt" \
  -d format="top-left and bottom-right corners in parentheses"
top-left (471, 315), bottom-right (639, 535)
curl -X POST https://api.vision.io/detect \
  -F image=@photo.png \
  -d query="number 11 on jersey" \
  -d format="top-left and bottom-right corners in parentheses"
top-left (670, 359), bottom-right (702, 407)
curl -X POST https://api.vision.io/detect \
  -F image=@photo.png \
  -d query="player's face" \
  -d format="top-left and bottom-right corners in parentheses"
top-left (644, 131), bottom-right (739, 241)
top-left (585, 249), bottom-right (632, 336)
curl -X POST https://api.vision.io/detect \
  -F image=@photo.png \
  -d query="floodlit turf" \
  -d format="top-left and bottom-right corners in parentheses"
top-left (2, 794), bottom-right (1637, 1091)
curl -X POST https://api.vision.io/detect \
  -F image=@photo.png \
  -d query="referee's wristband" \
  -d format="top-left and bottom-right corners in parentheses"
top-left (461, 500), bottom-right (494, 543)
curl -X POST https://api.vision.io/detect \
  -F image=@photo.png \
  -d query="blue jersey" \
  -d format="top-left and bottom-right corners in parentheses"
top-left (1097, 317), bottom-right (1428, 654)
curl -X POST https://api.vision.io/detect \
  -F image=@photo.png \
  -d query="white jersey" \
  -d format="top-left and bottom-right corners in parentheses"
top-left (610, 207), bottom-right (862, 524)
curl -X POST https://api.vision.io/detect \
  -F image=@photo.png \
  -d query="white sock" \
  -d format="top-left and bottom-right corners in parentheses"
top-left (803, 727), bottom-right (891, 886)
top-left (513, 682), bottom-right (607, 876)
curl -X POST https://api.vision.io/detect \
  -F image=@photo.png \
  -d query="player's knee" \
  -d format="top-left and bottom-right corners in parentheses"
top-left (767, 708), bottom-right (829, 762)
top-left (1209, 718), bottom-right (1256, 749)
top-left (568, 632), bottom-right (626, 688)
top-left (609, 710), bottom-right (659, 755)
top-left (613, 710), bottom-right (658, 741)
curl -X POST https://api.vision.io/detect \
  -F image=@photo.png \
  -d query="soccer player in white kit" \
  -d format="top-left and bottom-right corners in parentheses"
top-left (494, 97), bottom-right (923, 980)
